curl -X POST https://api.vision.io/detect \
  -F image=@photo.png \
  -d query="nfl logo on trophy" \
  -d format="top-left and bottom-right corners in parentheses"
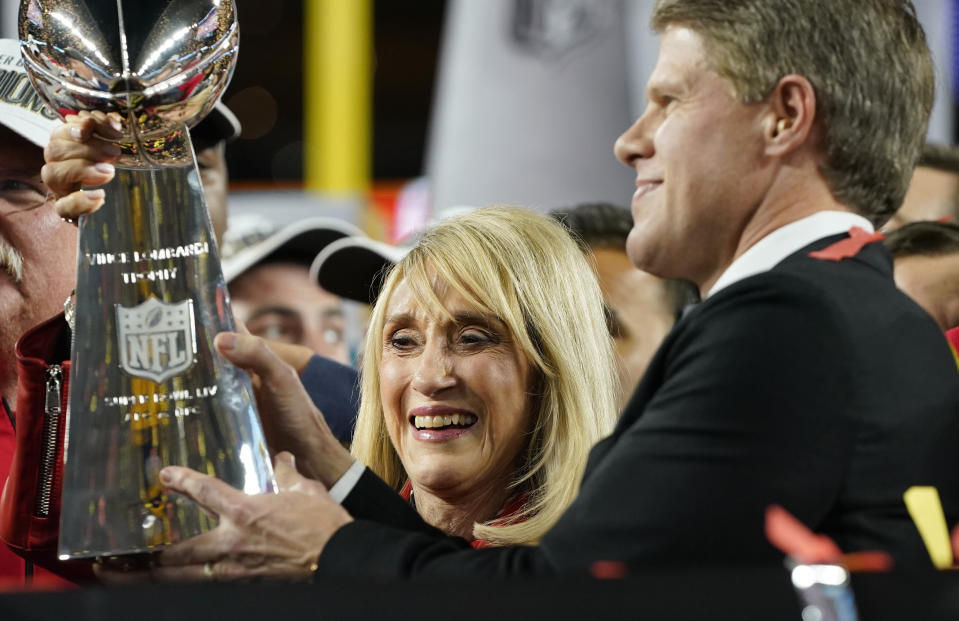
top-left (117, 298), bottom-right (198, 384)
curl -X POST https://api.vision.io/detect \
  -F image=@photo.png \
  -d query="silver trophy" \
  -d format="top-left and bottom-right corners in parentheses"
top-left (19, 0), bottom-right (275, 559)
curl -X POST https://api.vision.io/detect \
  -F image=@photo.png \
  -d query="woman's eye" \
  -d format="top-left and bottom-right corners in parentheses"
top-left (387, 332), bottom-right (417, 349)
top-left (459, 329), bottom-right (492, 346)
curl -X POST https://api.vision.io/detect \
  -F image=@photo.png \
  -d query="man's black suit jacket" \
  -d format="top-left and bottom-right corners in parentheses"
top-left (317, 235), bottom-right (959, 577)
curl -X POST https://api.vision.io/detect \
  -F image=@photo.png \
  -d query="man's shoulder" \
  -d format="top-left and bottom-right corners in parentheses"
top-left (695, 240), bottom-right (904, 327)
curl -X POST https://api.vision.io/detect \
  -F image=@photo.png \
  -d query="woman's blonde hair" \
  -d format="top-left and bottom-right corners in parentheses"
top-left (350, 206), bottom-right (619, 546)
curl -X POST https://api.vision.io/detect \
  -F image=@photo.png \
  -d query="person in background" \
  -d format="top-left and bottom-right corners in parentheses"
top-left (884, 220), bottom-right (959, 334)
top-left (550, 203), bottom-right (698, 407)
top-left (221, 218), bottom-right (362, 366)
top-left (885, 143), bottom-right (959, 231)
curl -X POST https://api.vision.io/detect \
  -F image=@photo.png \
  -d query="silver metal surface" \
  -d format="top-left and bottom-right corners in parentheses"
top-left (19, 0), bottom-right (276, 559)
top-left (20, 0), bottom-right (238, 166)
top-left (788, 562), bottom-right (859, 621)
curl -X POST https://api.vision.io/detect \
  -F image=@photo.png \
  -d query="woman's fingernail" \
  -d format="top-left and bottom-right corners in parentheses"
top-left (86, 189), bottom-right (105, 201)
top-left (94, 163), bottom-right (115, 175)
top-left (110, 119), bottom-right (123, 132)
top-left (70, 126), bottom-right (83, 140)
top-left (159, 469), bottom-right (172, 485)
top-left (218, 333), bottom-right (237, 351)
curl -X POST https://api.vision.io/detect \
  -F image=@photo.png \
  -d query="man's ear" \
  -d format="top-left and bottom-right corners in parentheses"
top-left (762, 74), bottom-right (817, 157)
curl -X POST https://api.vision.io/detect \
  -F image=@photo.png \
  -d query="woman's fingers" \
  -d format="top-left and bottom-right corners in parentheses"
top-left (215, 332), bottom-right (300, 387)
top-left (273, 451), bottom-right (325, 493)
top-left (262, 340), bottom-right (315, 375)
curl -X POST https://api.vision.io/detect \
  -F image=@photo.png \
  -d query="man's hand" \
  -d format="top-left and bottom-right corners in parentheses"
top-left (97, 453), bottom-right (353, 583)
top-left (42, 110), bottom-right (124, 220)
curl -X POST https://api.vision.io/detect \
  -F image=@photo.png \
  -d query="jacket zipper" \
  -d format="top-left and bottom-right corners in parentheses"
top-left (35, 364), bottom-right (62, 518)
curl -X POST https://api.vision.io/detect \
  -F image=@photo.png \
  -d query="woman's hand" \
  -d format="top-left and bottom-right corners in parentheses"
top-left (42, 110), bottom-right (124, 221)
top-left (96, 453), bottom-right (353, 583)
top-left (214, 331), bottom-right (353, 486)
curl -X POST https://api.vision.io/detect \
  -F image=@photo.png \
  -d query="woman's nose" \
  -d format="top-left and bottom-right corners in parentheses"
top-left (411, 345), bottom-right (457, 396)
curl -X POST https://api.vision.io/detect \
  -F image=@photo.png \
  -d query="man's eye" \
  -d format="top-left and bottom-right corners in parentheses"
top-left (0, 179), bottom-right (44, 196)
top-left (322, 327), bottom-right (343, 345)
top-left (259, 325), bottom-right (292, 342)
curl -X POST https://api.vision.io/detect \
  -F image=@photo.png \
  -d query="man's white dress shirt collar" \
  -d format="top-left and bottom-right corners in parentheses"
top-left (707, 211), bottom-right (874, 298)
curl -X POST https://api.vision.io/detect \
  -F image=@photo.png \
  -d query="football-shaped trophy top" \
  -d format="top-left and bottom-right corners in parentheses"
top-left (19, 0), bottom-right (238, 164)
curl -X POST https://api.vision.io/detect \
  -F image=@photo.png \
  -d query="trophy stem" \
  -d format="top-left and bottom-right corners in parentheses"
top-left (58, 133), bottom-right (275, 560)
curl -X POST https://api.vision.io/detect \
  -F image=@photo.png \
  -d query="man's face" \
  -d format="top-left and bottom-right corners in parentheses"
top-left (885, 166), bottom-right (959, 231)
top-left (614, 27), bottom-right (769, 290)
top-left (0, 129), bottom-right (77, 357)
top-left (229, 262), bottom-right (350, 364)
top-left (894, 252), bottom-right (959, 332)
top-left (196, 142), bottom-right (228, 247)
top-left (593, 247), bottom-right (676, 408)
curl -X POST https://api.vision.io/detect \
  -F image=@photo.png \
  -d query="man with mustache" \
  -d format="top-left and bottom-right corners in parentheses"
top-left (0, 41), bottom-right (78, 588)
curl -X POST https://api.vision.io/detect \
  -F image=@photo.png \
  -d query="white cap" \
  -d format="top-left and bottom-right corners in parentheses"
top-left (222, 217), bottom-right (364, 283)
top-left (0, 38), bottom-right (61, 147)
top-left (309, 236), bottom-right (411, 305)
top-left (308, 206), bottom-right (478, 305)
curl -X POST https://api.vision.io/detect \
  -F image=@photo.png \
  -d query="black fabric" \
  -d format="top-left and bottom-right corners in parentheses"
top-left (316, 235), bottom-right (959, 577)
top-left (2, 396), bottom-right (12, 432)
top-left (300, 355), bottom-right (360, 443)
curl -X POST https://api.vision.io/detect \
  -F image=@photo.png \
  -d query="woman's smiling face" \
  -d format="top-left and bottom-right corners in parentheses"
top-left (378, 277), bottom-right (535, 499)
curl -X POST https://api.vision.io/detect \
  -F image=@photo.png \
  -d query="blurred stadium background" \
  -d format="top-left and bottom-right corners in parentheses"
top-left (2, 0), bottom-right (956, 241)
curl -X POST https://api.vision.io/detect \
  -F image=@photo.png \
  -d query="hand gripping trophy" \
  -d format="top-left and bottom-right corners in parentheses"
top-left (19, 0), bottom-right (275, 559)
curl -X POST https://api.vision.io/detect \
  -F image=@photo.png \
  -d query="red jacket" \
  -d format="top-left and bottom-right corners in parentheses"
top-left (0, 314), bottom-right (85, 591)
top-left (0, 396), bottom-right (74, 591)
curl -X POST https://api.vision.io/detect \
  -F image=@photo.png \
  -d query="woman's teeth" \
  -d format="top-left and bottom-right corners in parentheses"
top-left (413, 413), bottom-right (477, 429)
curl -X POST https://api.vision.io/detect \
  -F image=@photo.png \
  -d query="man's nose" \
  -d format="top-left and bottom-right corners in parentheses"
top-left (614, 109), bottom-right (655, 167)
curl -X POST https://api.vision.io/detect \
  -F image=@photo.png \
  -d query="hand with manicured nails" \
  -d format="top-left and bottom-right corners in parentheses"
top-left (41, 110), bottom-right (125, 221)
top-left (213, 331), bottom-right (355, 486)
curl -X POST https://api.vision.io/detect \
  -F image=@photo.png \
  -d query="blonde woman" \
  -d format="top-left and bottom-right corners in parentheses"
top-left (97, 205), bottom-right (619, 582)
top-left (349, 206), bottom-right (618, 546)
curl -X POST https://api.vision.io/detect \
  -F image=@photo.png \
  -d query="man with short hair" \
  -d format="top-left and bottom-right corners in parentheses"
top-left (885, 143), bottom-right (959, 231)
top-left (66, 0), bottom-right (959, 579)
top-left (222, 218), bottom-right (361, 366)
top-left (885, 220), bottom-right (959, 333)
